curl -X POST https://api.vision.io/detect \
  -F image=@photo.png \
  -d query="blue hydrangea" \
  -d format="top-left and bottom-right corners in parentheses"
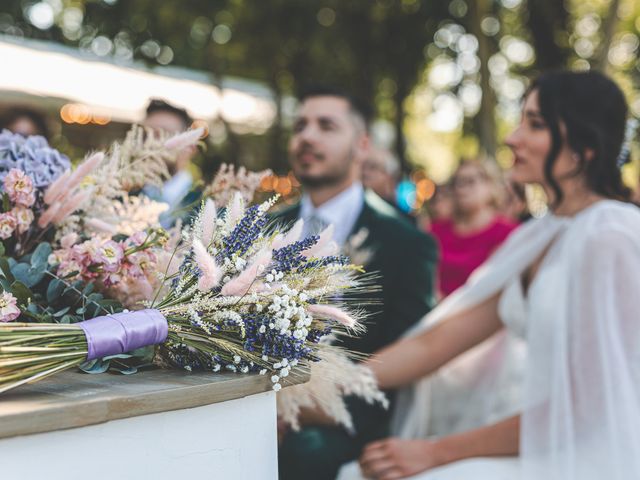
top-left (0, 129), bottom-right (71, 189)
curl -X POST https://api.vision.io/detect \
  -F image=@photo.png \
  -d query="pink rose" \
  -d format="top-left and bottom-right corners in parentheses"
top-left (0, 292), bottom-right (20, 322)
top-left (0, 212), bottom-right (17, 239)
top-left (4, 169), bottom-right (35, 207)
top-left (11, 206), bottom-right (34, 234)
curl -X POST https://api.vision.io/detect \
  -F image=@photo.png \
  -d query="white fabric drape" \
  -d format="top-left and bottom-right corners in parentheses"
top-left (388, 200), bottom-right (640, 479)
top-left (521, 200), bottom-right (640, 479)
top-left (391, 213), bottom-right (569, 439)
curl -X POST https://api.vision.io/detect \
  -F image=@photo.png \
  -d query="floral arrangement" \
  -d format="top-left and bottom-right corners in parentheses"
top-left (0, 193), bottom-right (371, 393)
top-left (0, 128), bottom-right (386, 429)
top-left (203, 163), bottom-right (272, 206)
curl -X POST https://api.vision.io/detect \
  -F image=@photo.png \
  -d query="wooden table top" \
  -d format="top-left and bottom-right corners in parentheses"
top-left (0, 368), bottom-right (307, 439)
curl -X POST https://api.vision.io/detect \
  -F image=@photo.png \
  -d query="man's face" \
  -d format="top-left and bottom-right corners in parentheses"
top-left (288, 96), bottom-right (367, 188)
top-left (143, 111), bottom-right (193, 173)
top-left (143, 111), bottom-right (187, 135)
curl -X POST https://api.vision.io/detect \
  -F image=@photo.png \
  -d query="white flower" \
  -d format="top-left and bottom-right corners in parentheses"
top-left (234, 257), bottom-right (246, 271)
top-left (271, 375), bottom-right (280, 383)
top-left (234, 355), bottom-right (241, 364)
top-left (184, 365), bottom-right (192, 372)
top-left (266, 273), bottom-right (275, 283)
top-left (262, 355), bottom-right (268, 361)
top-left (280, 367), bottom-right (289, 378)
top-left (259, 369), bottom-right (267, 375)
top-left (273, 383), bottom-right (282, 392)
top-left (274, 362), bottom-right (282, 369)
top-left (240, 366), bottom-right (249, 373)
top-left (281, 358), bottom-right (289, 367)
top-left (259, 325), bottom-right (266, 334)
top-left (299, 292), bottom-right (308, 302)
top-left (213, 364), bottom-right (221, 372)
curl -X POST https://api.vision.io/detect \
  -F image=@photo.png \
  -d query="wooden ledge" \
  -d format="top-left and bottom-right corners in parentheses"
top-left (0, 368), bottom-right (308, 439)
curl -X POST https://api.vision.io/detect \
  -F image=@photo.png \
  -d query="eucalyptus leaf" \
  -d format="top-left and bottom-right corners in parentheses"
top-left (59, 314), bottom-right (75, 324)
top-left (110, 365), bottom-right (139, 375)
top-left (0, 257), bottom-right (14, 283)
top-left (9, 281), bottom-right (32, 306)
top-left (46, 279), bottom-right (65, 303)
top-left (11, 262), bottom-right (45, 288)
top-left (79, 359), bottom-right (110, 374)
top-left (53, 306), bottom-right (71, 317)
top-left (0, 242), bottom-right (5, 256)
top-left (30, 243), bottom-right (52, 268)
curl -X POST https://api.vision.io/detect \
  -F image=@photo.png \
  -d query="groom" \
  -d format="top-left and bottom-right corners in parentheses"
top-left (276, 86), bottom-right (438, 479)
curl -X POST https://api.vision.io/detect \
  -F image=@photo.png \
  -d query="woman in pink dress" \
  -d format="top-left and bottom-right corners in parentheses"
top-left (431, 161), bottom-right (518, 297)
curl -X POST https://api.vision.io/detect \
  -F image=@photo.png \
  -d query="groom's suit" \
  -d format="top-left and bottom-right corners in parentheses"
top-left (276, 189), bottom-right (438, 480)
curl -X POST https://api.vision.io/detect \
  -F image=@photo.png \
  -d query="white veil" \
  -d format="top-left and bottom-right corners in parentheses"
top-left (391, 213), bottom-right (569, 438)
top-left (520, 201), bottom-right (640, 479)
top-left (390, 200), bottom-right (640, 479)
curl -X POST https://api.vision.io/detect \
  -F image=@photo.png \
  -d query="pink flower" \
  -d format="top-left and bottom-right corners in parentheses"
top-left (60, 232), bottom-right (79, 249)
top-left (94, 240), bottom-right (124, 273)
top-left (126, 231), bottom-right (148, 247)
top-left (0, 212), bottom-right (17, 239)
top-left (192, 239), bottom-right (222, 291)
top-left (126, 250), bottom-right (156, 277)
top-left (3, 169), bottom-right (35, 207)
top-left (221, 248), bottom-right (272, 297)
top-left (0, 292), bottom-right (20, 322)
top-left (307, 304), bottom-right (357, 328)
top-left (164, 127), bottom-right (204, 150)
top-left (11, 207), bottom-right (34, 234)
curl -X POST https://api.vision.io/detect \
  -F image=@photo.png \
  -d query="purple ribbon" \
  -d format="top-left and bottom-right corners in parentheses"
top-left (78, 309), bottom-right (168, 361)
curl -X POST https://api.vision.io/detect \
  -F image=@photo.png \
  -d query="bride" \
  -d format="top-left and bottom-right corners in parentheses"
top-left (338, 70), bottom-right (640, 480)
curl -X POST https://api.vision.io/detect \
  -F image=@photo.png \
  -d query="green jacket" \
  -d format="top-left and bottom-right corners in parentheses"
top-left (272, 190), bottom-right (438, 355)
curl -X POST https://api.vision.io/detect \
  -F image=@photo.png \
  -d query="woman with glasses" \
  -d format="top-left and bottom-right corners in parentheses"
top-left (431, 161), bottom-right (518, 298)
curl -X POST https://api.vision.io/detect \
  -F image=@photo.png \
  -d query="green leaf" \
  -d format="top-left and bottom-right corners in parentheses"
top-left (110, 365), bottom-right (139, 375)
top-left (11, 262), bottom-right (45, 288)
top-left (59, 314), bottom-right (75, 324)
top-left (46, 279), bottom-right (65, 303)
top-left (10, 281), bottom-right (32, 306)
top-left (53, 306), bottom-right (71, 317)
top-left (79, 359), bottom-right (110, 374)
top-left (0, 257), bottom-right (14, 283)
top-left (82, 283), bottom-right (95, 295)
top-left (2, 193), bottom-right (9, 213)
top-left (0, 242), bottom-right (5, 256)
top-left (30, 243), bottom-right (52, 268)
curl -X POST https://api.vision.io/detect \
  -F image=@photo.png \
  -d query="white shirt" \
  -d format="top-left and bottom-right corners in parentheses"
top-left (299, 182), bottom-right (364, 246)
top-left (162, 170), bottom-right (193, 208)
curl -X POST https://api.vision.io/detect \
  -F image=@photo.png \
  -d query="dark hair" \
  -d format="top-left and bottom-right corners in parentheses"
top-left (0, 107), bottom-right (50, 140)
top-left (298, 85), bottom-right (373, 130)
top-left (527, 70), bottom-right (630, 205)
top-left (145, 99), bottom-right (193, 129)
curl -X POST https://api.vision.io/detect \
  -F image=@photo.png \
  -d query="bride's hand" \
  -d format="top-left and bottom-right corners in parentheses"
top-left (358, 437), bottom-right (446, 479)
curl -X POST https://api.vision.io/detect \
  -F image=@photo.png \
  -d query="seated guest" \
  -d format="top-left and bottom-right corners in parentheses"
top-left (430, 160), bottom-right (518, 297)
top-left (275, 86), bottom-right (438, 480)
top-left (142, 99), bottom-right (198, 225)
top-left (0, 107), bottom-right (50, 139)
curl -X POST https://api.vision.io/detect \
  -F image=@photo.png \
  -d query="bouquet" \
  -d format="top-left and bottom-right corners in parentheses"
top-left (0, 193), bottom-right (371, 394)
top-left (0, 128), bottom-right (387, 429)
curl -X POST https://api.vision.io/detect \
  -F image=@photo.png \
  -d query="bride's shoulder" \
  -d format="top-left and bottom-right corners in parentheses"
top-left (576, 200), bottom-right (640, 248)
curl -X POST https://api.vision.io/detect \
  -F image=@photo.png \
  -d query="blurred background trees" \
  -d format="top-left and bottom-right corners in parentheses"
top-left (1, 0), bottom-right (639, 192)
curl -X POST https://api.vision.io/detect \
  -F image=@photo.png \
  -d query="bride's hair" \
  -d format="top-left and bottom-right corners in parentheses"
top-left (526, 70), bottom-right (631, 204)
